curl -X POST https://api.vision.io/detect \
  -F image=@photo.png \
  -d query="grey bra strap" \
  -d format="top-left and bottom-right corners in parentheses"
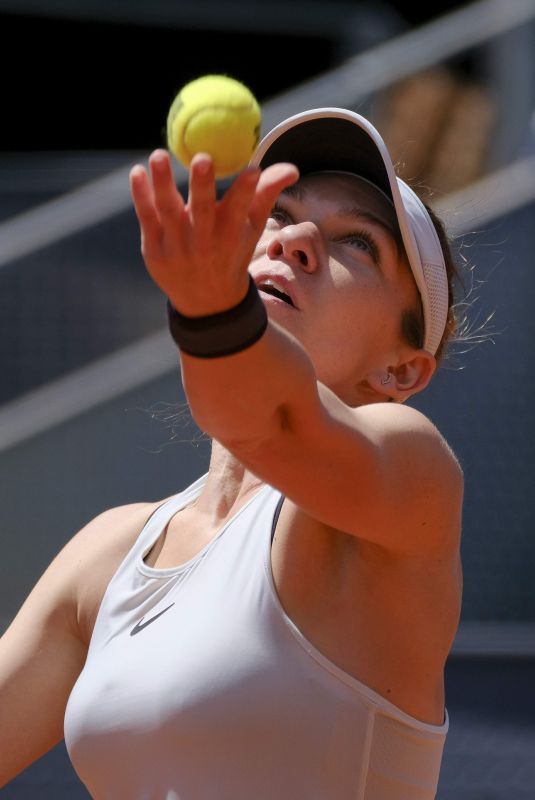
top-left (271, 495), bottom-right (285, 544)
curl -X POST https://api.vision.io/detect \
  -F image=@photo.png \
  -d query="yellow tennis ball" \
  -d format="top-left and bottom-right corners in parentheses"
top-left (166, 75), bottom-right (262, 178)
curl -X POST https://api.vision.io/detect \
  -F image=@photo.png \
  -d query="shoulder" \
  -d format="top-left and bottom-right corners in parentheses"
top-left (315, 386), bottom-right (463, 489)
top-left (2, 499), bottom-right (166, 654)
top-left (46, 499), bottom-right (167, 645)
top-left (346, 402), bottom-right (464, 552)
top-left (67, 499), bottom-right (165, 561)
top-left (353, 401), bottom-right (463, 481)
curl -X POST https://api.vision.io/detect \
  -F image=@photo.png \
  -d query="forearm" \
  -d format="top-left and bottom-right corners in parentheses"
top-left (129, 150), bottom-right (305, 449)
top-left (180, 318), bottom-right (320, 450)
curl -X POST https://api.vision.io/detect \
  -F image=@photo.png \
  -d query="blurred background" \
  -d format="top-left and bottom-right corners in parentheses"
top-left (0, 0), bottom-right (534, 797)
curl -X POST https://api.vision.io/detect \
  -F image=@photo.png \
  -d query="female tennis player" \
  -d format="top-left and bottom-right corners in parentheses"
top-left (0, 109), bottom-right (463, 799)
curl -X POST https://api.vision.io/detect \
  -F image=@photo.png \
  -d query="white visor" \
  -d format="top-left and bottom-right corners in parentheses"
top-left (250, 108), bottom-right (449, 356)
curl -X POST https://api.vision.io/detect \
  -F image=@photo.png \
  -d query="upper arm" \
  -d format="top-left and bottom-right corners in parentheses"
top-left (228, 388), bottom-right (464, 554)
top-left (0, 501), bottom-right (153, 787)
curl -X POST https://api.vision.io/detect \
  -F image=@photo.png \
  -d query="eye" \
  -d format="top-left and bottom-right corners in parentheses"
top-left (269, 204), bottom-right (292, 225)
top-left (338, 229), bottom-right (379, 263)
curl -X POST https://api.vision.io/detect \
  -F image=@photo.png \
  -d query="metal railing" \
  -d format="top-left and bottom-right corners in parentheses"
top-left (0, 0), bottom-right (534, 270)
top-left (0, 0), bottom-right (534, 453)
top-left (0, 150), bottom-right (533, 453)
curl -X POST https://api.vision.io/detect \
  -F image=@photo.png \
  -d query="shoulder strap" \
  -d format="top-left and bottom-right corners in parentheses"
top-left (271, 495), bottom-right (285, 544)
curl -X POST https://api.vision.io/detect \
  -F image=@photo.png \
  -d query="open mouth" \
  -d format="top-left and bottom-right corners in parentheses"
top-left (257, 281), bottom-right (295, 307)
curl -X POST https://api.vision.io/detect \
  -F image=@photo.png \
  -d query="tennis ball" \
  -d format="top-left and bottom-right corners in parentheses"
top-left (166, 75), bottom-right (262, 178)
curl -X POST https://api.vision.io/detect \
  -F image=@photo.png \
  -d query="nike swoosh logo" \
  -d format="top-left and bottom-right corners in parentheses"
top-left (130, 603), bottom-right (175, 636)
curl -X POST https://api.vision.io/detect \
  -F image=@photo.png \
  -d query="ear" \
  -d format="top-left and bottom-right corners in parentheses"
top-left (367, 350), bottom-right (436, 403)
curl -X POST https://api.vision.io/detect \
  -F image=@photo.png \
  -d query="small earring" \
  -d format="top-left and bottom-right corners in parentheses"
top-left (381, 373), bottom-right (392, 385)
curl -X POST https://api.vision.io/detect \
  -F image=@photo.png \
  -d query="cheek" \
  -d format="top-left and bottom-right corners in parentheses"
top-left (313, 302), bottom-right (374, 366)
top-left (322, 288), bottom-right (397, 364)
top-left (331, 275), bottom-right (382, 328)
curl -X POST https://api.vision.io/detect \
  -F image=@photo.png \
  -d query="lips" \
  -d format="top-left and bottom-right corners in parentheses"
top-left (254, 275), bottom-right (298, 308)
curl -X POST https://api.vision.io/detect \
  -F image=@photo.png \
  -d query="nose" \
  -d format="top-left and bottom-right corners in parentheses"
top-left (266, 222), bottom-right (320, 272)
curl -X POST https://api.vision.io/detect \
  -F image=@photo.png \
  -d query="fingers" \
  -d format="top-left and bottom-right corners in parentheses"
top-left (130, 153), bottom-right (299, 295)
top-left (187, 154), bottom-right (216, 255)
top-left (206, 161), bottom-right (299, 282)
top-left (129, 164), bottom-right (162, 244)
top-left (216, 162), bottom-right (298, 252)
top-left (148, 150), bottom-right (186, 228)
top-left (248, 163), bottom-right (300, 234)
top-left (216, 166), bottom-right (261, 244)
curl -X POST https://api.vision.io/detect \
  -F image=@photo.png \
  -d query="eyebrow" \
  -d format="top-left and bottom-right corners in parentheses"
top-left (336, 206), bottom-right (397, 239)
top-left (281, 183), bottom-right (303, 201)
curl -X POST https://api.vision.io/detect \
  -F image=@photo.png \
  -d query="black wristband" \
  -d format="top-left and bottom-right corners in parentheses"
top-left (166, 276), bottom-right (268, 358)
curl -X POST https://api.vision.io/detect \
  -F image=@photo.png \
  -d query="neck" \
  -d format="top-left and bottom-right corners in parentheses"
top-left (195, 439), bottom-right (265, 523)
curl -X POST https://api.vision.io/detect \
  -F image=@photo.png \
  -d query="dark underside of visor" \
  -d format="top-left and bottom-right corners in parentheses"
top-left (259, 117), bottom-right (392, 198)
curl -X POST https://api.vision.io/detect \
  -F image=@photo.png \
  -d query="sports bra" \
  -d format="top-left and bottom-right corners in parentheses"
top-left (64, 473), bottom-right (448, 799)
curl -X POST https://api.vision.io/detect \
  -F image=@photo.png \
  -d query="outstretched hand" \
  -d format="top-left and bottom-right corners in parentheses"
top-left (129, 150), bottom-right (299, 317)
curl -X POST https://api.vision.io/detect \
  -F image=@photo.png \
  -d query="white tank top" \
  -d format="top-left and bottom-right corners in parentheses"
top-left (64, 473), bottom-right (449, 799)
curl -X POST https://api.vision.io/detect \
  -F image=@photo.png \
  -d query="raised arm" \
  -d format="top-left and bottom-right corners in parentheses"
top-left (184, 334), bottom-right (461, 554)
top-left (130, 152), bottom-right (463, 554)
